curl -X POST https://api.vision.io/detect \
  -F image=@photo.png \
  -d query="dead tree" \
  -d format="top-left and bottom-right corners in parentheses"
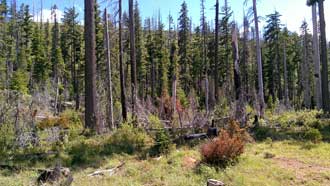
top-left (103, 8), bottom-right (114, 130)
top-left (129, 0), bottom-right (137, 121)
top-left (119, 0), bottom-right (127, 122)
top-left (232, 24), bottom-right (246, 126)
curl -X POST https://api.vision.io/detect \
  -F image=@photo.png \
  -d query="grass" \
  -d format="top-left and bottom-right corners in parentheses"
top-left (2, 110), bottom-right (330, 185)
top-left (1, 140), bottom-right (330, 186)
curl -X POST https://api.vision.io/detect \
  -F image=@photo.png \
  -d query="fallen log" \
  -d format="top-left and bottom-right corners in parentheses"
top-left (207, 179), bottom-right (225, 186)
top-left (184, 133), bottom-right (208, 140)
top-left (88, 162), bottom-right (125, 177)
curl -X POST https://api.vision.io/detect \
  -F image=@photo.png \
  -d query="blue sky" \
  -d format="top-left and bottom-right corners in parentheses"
top-left (17, 0), bottom-right (330, 37)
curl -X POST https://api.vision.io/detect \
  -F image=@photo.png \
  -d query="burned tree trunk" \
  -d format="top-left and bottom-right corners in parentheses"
top-left (232, 24), bottom-right (246, 125)
top-left (119, 0), bottom-right (127, 122)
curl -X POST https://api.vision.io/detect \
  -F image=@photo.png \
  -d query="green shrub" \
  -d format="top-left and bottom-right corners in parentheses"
top-left (301, 141), bottom-right (317, 150)
top-left (68, 138), bottom-right (104, 167)
top-left (0, 123), bottom-right (15, 157)
top-left (10, 70), bottom-right (29, 94)
top-left (268, 110), bottom-right (321, 129)
top-left (108, 123), bottom-right (154, 154)
top-left (177, 88), bottom-right (189, 109)
top-left (151, 129), bottom-right (175, 156)
top-left (303, 128), bottom-right (322, 143)
top-left (254, 126), bottom-right (272, 140)
top-left (149, 114), bottom-right (163, 128)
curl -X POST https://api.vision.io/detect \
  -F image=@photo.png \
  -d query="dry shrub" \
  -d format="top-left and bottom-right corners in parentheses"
top-left (37, 110), bottom-right (82, 130)
top-left (201, 120), bottom-right (245, 167)
top-left (227, 119), bottom-right (253, 143)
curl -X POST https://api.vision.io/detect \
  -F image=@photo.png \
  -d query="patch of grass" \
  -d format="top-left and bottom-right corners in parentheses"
top-left (2, 141), bottom-right (330, 186)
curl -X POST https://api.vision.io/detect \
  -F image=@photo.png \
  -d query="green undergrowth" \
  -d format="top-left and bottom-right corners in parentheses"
top-left (2, 141), bottom-right (330, 186)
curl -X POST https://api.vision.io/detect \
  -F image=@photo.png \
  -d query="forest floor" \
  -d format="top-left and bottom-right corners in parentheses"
top-left (1, 140), bottom-right (330, 186)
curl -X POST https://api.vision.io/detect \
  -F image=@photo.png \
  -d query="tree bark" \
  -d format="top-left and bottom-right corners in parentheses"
top-left (84, 0), bottom-right (99, 131)
top-left (312, 4), bottom-right (322, 109)
top-left (103, 9), bottom-right (114, 130)
top-left (172, 75), bottom-right (177, 114)
top-left (252, 0), bottom-right (265, 117)
top-left (119, 0), bottom-right (127, 122)
top-left (201, 0), bottom-right (208, 113)
top-left (303, 23), bottom-right (311, 108)
top-left (214, 0), bottom-right (219, 102)
top-left (129, 0), bottom-right (137, 120)
top-left (318, 0), bottom-right (329, 112)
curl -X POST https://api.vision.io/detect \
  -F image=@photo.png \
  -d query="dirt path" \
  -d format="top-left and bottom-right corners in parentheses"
top-left (273, 157), bottom-right (330, 185)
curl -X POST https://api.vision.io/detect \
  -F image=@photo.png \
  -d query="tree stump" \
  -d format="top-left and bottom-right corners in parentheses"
top-left (37, 166), bottom-right (73, 186)
top-left (207, 179), bottom-right (225, 186)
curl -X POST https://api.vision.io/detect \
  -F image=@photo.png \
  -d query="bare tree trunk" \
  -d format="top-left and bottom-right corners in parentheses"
top-left (214, 0), bottom-right (219, 102)
top-left (119, 0), bottom-right (127, 122)
top-left (283, 43), bottom-right (289, 107)
top-left (54, 77), bottom-right (59, 115)
top-left (84, 0), bottom-right (99, 131)
top-left (232, 24), bottom-right (245, 125)
top-left (312, 4), bottom-right (322, 109)
top-left (252, 0), bottom-right (265, 117)
top-left (151, 58), bottom-right (155, 99)
top-left (318, 0), bottom-right (330, 112)
top-left (242, 15), bottom-right (249, 100)
top-left (103, 9), bottom-right (114, 130)
top-left (172, 75), bottom-right (177, 114)
top-left (201, 0), bottom-right (208, 113)
top-left (129, 0), bottom-right (137, 121)
top-left (303, 25), bottom-right (311, 109)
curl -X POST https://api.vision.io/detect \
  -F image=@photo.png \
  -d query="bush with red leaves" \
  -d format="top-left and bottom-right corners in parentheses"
top-left (201, 123), bottom-right (245, 167)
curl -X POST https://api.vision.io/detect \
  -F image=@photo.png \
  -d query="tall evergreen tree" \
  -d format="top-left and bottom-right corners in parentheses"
top-left (264, 11), bottom-right (282, 102)
top-left (61, 7), bottom-right (83, 110)
top-left (178, 1), bottom-right (191, 94)
top-left (51, 5), bottom-right (65, 113)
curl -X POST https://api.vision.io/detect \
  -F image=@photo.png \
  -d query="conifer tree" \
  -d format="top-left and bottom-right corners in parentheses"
top-left (178, 1), bottom-right (191, 94)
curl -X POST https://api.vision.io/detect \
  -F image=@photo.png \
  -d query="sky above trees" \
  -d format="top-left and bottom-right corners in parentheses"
top-left (17, 0), bottom-right (330, 37)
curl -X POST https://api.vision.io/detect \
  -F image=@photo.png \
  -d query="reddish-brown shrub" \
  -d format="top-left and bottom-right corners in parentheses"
top-left (201, 128), bottom-right (245, 167)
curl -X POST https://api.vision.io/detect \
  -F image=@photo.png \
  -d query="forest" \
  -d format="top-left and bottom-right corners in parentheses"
top-left (0, 0), bottom-right (330, 185)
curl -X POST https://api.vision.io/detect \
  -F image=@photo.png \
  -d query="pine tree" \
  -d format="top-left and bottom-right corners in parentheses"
top-left (32, 24), bottom-right (48, 84)
top-left (51, 5), bottom-right (65, 113)
top-left (61, 7), bottom-right (83, 110)
top-left (178, 1), bottom-right (191, 94)
top-left (95, 1), bottom-right (104, 77)
top-left (134, 1), bottom-right (146, 98)
top-left (220, 0), bottom-right (233, 94)
top-left (264, 11), bottom-right (282, 102)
